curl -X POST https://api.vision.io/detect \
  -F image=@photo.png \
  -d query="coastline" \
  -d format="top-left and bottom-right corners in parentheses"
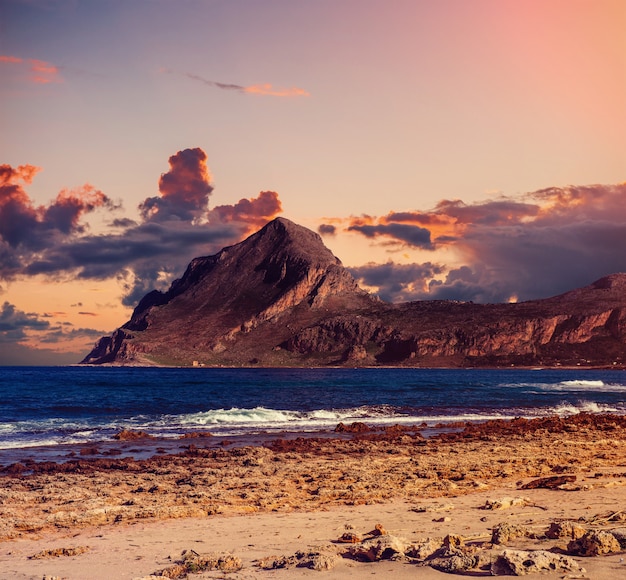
top-left (2, 413), bottom-right (626, 578)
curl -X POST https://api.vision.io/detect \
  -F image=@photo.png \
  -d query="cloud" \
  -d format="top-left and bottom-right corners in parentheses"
top-left (341, 182), bottom-right (626, 303)
top-left (0, 300), bottom-right (112, 363)
top-left (139, 148), bottom-right (214, 223)
top-left (209, 190), bottom-right (283, 230)
top-left (349, 262), bottom-right (444, 302)
top-left (161, 68), bottom-right (310, 97)
top-left (0, 164), bottom-right (116, 274)
top-left (2, 148), bottom-right (284, 307)
top-left (0, 301), bottom-right (50, 342)
top-left (0, 54), bottom-right (63, 84)
top-left (243, 83), bottom-right (310, 97)
top-left (318, 224), bottom-right (336, 236)
top-left (347, 222), bottom-right (434, 249)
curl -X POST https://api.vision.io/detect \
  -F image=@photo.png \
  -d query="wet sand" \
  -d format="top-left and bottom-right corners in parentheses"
top-left (2, 414), bottom-right (626, 578)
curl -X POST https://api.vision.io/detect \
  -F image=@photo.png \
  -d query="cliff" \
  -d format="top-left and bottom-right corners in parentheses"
top-left (81, 218), bottom-right (626, 367)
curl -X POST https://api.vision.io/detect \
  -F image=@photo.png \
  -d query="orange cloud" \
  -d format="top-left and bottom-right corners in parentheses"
top-left (0, 55), bottom-right (22, 64)
top-left (0, 54), bottom-right (62, 84)
top-left (243, 83), bottom-right (310, 97)
top-left (210, 190), bottom-right (283, 229)
top-left (29, 59), bottom-right (61, 84)
top-left (139, 148), bottom-right (214, 222)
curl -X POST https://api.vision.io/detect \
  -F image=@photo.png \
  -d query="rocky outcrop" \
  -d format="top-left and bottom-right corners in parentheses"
top-left (81, 217), bottom-right (626, 367)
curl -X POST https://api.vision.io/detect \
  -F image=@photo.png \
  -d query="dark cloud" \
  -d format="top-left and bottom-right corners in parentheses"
top-left (318, 224), bottom-right (336, 236)
top-left (139, 148), bottom-right (213, 223)
top-left (1, 149), bottom-right (284, 306)
top-left (0, 163), bottom-right (116, 261)
top-left (0, 299), bottom-right (120, 364)
top-left (344, 182), bottom-right (626, 303)
top-left (347, 223), bottom-right (433, 249)
top-left (0, 301), bottom-right (50, 342)
top-left (349, 262), bottom-right (444, 302)
top-left (432, 198), bottom-right (540, 225)
top-left (35, 324), bottom-right (108, 345)
top-left (23, 220), bottom-right (242, 305)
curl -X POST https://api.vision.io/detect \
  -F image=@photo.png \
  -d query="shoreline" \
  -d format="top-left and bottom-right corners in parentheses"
top-left (2, 414), bottom-right (626, 577)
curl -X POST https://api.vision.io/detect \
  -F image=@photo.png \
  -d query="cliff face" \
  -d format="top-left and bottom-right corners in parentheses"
top-left (81, 218), bottom-right (626, 367)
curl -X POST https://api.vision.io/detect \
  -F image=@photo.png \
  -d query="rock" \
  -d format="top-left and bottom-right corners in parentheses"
top-left (365, 523), bottom-right (387, 536)
top-left (492, 549), bottom-right (585, 576)
top-left (155, 550), bottom-right (242, 577)
top-left (257, 555), bottom-right (298, 570)
top-left (428, 554), bottom-right (479, 573)
top-left (483, 496), bottom-right (530, 510)
top-left (29, 546), bottom-right (90, 559)
top-left (258, 548), bottom-right (339, 571)
top-left (334, 422), bottom-right (370, 433)
top-left (308, 552), bottom-right (339, 571)
top-left (337, 532), bottom-right (361, 543)
top-left (348, 534), bottom-right (408, 561)
top-left (422, 534), bottom-right (482, 573)
top-left (567, 530), bottom-right (622, 556)
top-left (407, 537), bottom-right (443, 561)
top-left (113, 429), bottom-right (154, 441)
top-left (411, 503), bottom-right (454, 513)
top-left (520, 475), bottom-right (576, 489)
top-left (545, 521), bottom-right (587, 540)
top-left (491, 522), bottom-right (529, 545)
top-left (609, 527), bottom-right (626, 548)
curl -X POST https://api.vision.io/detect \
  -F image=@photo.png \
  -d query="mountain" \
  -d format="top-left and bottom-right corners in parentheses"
top-left (81, 217), bottom-right (626, 368)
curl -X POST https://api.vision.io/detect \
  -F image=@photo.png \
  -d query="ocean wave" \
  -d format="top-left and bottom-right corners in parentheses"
top-left (2, 399), bottom-right (625, 451)
top-left (548, 401), bottom-right (620, 416)
top-left (560, 380), bottom-right (606, 387)
top-left (516, 380), bottom-right (626, 393)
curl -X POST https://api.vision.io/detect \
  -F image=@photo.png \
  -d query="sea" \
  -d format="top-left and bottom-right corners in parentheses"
top-left (1, 366), bottom-right (625, 465)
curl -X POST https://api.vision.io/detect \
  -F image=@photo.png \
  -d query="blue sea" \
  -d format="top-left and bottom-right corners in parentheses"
top-left (1, 366), bottom-right (626, 462)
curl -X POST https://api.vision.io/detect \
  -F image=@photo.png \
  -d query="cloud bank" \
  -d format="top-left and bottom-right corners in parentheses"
top-left (332, 183), bottom-right (626, 303)
top-left (0, 148), bottom-right (284, 307)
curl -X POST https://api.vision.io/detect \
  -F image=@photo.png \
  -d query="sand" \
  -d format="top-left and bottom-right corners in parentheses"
top-left (2, 414), bottom-right (626, 579)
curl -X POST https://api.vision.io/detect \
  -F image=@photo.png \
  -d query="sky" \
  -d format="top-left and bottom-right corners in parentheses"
top-left (1, 0), bottom-right (625, 365)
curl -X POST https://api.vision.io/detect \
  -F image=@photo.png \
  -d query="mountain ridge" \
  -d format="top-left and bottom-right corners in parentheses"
top-left (81, 218), bottom-right (626, 368)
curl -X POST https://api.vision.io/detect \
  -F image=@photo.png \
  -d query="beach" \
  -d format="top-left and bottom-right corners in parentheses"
top-left (1, 414), bottom-right (626, 578)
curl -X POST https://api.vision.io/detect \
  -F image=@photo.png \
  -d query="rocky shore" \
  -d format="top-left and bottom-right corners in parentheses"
top-left (2, 413), bottom-right (626, 578)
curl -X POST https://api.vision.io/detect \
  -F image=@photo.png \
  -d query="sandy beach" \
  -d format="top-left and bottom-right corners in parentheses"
top-left (2, 414), bottom-right (626, 579)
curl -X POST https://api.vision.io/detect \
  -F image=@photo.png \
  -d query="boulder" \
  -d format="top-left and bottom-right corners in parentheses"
top-left (483, 496), bottom-right (530, 510)
top-left (545, 521), bottom-right (586, 540)
top-left (491, 522), bottom-right (530, 545)
top-left (492, 549), bottom-right (585, 576)
top-left (406, 537), bottom-right (443, 561)
top-left (567, 530), bottom-right (621, 556)
top-left (520, 475), bottom-right (576, 489)
top-left (348, 534), bottom-right (408, 561)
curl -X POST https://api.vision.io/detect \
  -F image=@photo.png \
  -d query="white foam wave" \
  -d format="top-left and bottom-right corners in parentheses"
top-left (560, 380), bottom-right (606, 387)
top-left (518, 380), bottom-right (626, 393)
top-left (171, 406), bottom-right (517, 434)
top-left (549, 401), bottom-right (620, 416)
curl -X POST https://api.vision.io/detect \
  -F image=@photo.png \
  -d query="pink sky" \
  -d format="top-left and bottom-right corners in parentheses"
top-left (1, 0), bottom-right (625, 364)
